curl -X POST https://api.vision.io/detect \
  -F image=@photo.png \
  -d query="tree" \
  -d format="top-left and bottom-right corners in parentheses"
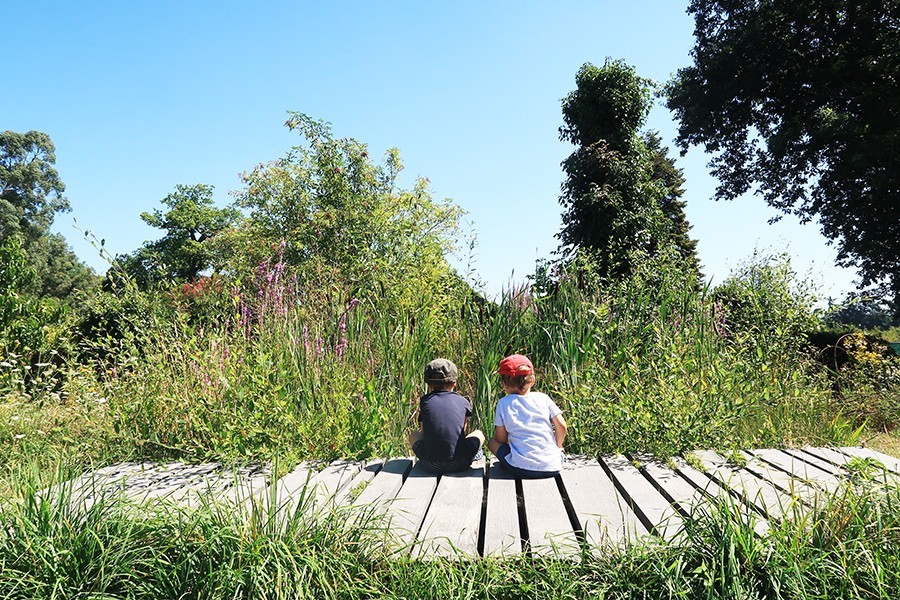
top-left (120, 184), bottom-right (240, 287)
top-left (0, 130), bottom-right (96, 298)
top-left (644, 131), bottom-right (701, 276)
top-left (666, 0), bottom-right (900, 312)
top-left (558, 61), bottom-right (699, 281)
top-left (233, 113), bottom-right (463, 308)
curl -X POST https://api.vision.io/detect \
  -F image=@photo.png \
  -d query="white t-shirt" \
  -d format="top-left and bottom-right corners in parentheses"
top-left (493, 391), bottom-right (563, 472)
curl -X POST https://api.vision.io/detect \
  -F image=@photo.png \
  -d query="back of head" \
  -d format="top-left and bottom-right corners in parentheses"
top-left (424, 358), bottom-right (458, 390)
top-left (498, 354), bottom-right (536, 394)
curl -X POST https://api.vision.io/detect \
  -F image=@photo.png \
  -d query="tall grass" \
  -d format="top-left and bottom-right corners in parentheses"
top-left (55, 254), bottom-right (856, 464)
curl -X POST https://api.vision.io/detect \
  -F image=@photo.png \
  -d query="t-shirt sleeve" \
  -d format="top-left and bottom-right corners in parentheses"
top-left (465, 396), bottom-right (473, 418)
top-left (547, 395), bottom-right (563, 419)
top-left (493, 401), bottom-right (505, 427)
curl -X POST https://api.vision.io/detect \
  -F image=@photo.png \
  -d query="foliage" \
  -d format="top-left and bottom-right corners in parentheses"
top-left (120, 184), bottom-right (241, 287)
top-left (79, 245), bottom-right (853, 463)
top-left (0, 131), bottom-right (67, 239)
top-left (712, 251), bottom-right (819, 359)
top-left (824, 293), bottom-right (900, 330)
top-left (667, 0), bottom-right (900, 311)
top-left (0, 130), bottom-right (96, 299)
top-left (0, 236), bottom-right (76, 398)
top-left (557, 60), bottom-right (699, 282)
top-left (232, 113), bottom-right (463, 317)
top-left (832, 332), bottom-right (900, 431)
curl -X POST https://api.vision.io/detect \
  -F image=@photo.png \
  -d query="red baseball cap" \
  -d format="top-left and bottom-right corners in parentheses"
top-left (497, 354), bottom-right (534, 376)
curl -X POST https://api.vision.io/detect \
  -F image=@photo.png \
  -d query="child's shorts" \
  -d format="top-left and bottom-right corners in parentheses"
top-left (413, 437), bottom-right (483, 474)
top-left (495, 444), bottom-right (558, 479)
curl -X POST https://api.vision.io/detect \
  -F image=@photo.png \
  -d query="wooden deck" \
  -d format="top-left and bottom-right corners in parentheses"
top-left (55, 446), bottom-right (900, 558)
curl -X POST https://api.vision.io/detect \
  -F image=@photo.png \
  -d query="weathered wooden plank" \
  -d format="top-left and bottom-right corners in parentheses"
top-left (483, 461), bottom-right (520, 558)
top-left (781, 448), bottom-right (849, 476)
top-left (559, 456), bottom-right (647, 548)
top-left (352, 458), bottom-right (411, 509)
top-left (332, 459), bottom-right (383, 506)
top-left (669, 457), bottom-right (770, 537)
top-left (267, 460), bottom-right (365, 516)
top-left (838, 446), bottom-right (900, 475)
top-left (691, 450), bottom-right (799, 519)
top-left (415, 462), bottom-right (485, 558)
top-left (123, 463), bottom-right (223, 504)
top-left (739, 450), bottom-right (821, 503)
top-left (521, 476), bottom-right (579, 557)
top-left (385, 463), bottom-right (440, 553)
top-left (601, 455), bottom-right (683, 541)
top-left (748, 449), bottom-right (843, 493)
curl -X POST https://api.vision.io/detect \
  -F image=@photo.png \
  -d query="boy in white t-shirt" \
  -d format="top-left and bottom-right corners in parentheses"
top-left (487, 354), bottom-right (567, 478)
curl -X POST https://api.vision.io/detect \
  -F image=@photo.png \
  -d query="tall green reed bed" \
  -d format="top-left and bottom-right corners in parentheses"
top-left (88, 257), bottom-right (855, 464)
top-left (2, 464), bottom-right (899, 599)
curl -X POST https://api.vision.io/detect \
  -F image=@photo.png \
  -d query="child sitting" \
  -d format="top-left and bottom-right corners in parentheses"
top-left (408, 358), bottom-right (485, 473)
top-left (488, 354), bottom-right (567, 478)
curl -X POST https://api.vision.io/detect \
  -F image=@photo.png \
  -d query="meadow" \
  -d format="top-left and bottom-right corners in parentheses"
top-left (2, 243), bottom-right (899, 598)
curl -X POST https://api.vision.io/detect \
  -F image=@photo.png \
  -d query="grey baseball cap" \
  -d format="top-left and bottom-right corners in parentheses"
top-left (424, 358), bottom-right (458, 383)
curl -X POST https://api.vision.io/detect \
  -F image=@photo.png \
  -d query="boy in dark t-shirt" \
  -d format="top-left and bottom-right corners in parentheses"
top-left (407, 358), bottom-right (485, 473)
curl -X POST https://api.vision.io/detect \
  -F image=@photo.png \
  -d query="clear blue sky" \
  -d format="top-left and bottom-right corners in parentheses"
top-left (5, 1), bottom-right (859, 301)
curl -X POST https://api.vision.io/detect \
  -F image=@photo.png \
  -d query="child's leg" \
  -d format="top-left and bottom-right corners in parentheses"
top-left (408, 430), bottom-right (423, 448)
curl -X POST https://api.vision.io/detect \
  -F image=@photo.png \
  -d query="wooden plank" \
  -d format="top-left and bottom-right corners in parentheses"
top-left (521, 476), bottom-right (579, 557)
top-left (332, 459), bottom-right (383, 506)
top-left (781, 448), bottom-right (850, 476)
top-left (601, 455), bottom-right (683, 541)
top-left (483, 461), bottom-right (521, 557)
top-left (748, 449), bottom-right (843, 493)
top-left (415, 462), bottom-right (485, 558)
top-left (559, 456), bottom-right (647, 548)
top-left (690, 450), bottom-right (799, 519)
top-left (739, 450), bottom-right (821, 503)
top-left (385, 463), bottom-right (440, 553)
top-left (838, 447), bottom-right (900, 475)
top-left (267, 460), bottom-right (365, 516)
top-left (669, 457), bottom-right (770, 537)
top-left (352, 458), bottom-right (411, 510)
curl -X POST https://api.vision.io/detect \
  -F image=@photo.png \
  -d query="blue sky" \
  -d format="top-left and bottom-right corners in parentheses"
top-left (5, 1), bottom-right (859, 301)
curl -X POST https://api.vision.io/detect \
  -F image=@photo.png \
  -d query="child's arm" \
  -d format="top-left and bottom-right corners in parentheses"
top-left (493, 425), bottom-right (509, 445)
top-left (551, 413), bottom-right (567, 449)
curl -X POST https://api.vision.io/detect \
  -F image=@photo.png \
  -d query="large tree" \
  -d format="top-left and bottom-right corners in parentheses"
top-left (558, 61), bottom-right (699, 281)
top-left (120, 184), bottom-right (240, 287)
top-left (234, 112), bottom-right (463, 308)
top-left (666, 0), bottom-right (900, 311)
top-left (0, 130), bottom-right (95, 298)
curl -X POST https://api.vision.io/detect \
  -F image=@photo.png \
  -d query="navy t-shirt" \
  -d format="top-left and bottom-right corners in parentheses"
top-left (418, 390), bottom-right (472, 461)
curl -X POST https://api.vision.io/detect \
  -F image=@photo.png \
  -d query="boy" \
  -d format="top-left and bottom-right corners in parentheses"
top-left (488, 353), bottom-right (567, 478)
top-left (408, 358), bottom-right (485, 473)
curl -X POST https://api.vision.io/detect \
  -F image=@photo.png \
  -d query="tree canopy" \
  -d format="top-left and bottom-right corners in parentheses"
top-left (0, 131), bottom-right (95, 298)
top-left (233, 113), bottom-right (464, 309)
top-left (666, 0), bottom-right (900, 310)
top-left (120, 184), bottom-right (240, 287)
top-left (558, 61), bottom-right (699, 281)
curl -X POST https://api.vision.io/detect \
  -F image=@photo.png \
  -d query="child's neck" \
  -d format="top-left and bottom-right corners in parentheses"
top-left (505, 385), bottom-right (532, 395)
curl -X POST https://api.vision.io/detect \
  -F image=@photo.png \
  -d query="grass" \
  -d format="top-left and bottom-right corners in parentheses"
top-left (2, 463), bottom-right (899, 599)
top-left (37, 259), bottom-right (857, 467)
